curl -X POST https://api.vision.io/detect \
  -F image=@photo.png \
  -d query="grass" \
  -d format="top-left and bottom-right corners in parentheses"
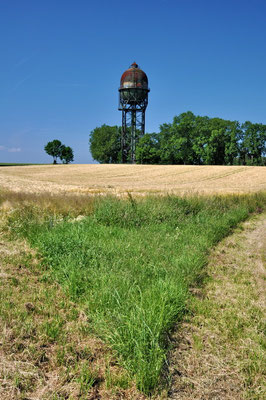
top-left (0, 228), bottom-right (140, 399)
top-left (2, 190), bottom-right (266, 395)
top-left (0, 163), bottom-right (44, 166)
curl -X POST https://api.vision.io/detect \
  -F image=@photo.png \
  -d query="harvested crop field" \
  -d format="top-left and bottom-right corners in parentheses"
top-left (0, 164), bottom-right (265, 196)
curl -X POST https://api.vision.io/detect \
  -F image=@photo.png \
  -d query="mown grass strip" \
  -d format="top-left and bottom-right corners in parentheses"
top-left (6, 192), bottom-right (266, 394)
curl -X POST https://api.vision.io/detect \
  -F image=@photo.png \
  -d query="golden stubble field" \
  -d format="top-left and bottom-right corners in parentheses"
top-left (0, 164), bottom-right (265, 196)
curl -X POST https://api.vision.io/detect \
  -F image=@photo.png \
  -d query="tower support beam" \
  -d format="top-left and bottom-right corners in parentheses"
top-left (121, 108), bottom-right (145, 163)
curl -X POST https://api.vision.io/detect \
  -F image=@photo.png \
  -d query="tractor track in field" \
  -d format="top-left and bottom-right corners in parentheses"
top-left (168, 213), bottom-right (266, 400)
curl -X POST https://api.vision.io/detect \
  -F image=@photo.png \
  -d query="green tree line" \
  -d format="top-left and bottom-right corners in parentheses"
top-left (89, 112), bottom-right (266, 165)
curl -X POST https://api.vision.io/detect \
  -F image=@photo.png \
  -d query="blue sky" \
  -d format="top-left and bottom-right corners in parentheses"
top-left (0, 0), bottom-right (265, 164)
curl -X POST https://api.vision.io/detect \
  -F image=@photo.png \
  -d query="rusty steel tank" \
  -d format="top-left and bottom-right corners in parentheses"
top-left (119, 62), bottom-right (149, 104)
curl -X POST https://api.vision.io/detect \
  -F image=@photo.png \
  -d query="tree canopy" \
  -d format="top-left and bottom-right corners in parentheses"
top-left (89, 112), bottom-right (266, 166)
top-left (89, 125), bottom-right (121, 163)
top-left (60, 145), bottom-right (74, 164)
top-left (44, 140), bottom-right (74, 164)
top-left (44, 140), bottom-right (63, 164)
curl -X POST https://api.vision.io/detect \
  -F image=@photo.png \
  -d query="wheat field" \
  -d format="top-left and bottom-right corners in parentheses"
top-left (0, 164), bottom-right (265, 196)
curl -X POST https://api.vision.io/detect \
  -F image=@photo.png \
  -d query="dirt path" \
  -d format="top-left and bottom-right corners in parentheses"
top-left (168, 214), bottom-right (266, 399)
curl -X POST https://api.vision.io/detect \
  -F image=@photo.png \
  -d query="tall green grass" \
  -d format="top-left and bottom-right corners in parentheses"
top-left (6, 192), bottom-right (266, 394)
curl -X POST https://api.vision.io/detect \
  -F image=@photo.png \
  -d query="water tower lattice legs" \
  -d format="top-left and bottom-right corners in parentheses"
top-left (121, 109), bottom-right (145, 164)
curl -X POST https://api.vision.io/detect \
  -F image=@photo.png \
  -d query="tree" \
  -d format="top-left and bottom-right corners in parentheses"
top-left (240, 122), bottom-right (266, 165)
top-left (44, 140), bottom-right (63, 164)
top-left (203, 118), bottom-right (238, 165)
top-left (44, 140), bottom-right (74, 164)
top-left (224, 121), bottom-right (241, 165)
top-left (158, 112), bottom-right (198, 164)
top-left (136, 133), bottom-right (160, 164)
top-left (60, 146), bottom-right (74, 164)
top-left (89, 125), bottom-right (121, 163)
top-left (191, 115), bottom-right (212, 164)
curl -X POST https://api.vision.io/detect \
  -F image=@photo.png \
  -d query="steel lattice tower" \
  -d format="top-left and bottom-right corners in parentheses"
top-left (118, 62), bottom-right (150, 163)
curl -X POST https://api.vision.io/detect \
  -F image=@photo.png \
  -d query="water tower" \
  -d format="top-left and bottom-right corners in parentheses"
top-left (119, 62), bottom-right (150, 163)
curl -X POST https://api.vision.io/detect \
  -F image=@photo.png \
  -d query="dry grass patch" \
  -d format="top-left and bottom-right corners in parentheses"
top-left (0, 189), bottom-right (95, 218)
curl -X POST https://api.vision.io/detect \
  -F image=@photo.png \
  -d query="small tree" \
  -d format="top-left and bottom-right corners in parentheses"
top-left (60, 145), bottom-right (74, 164)
top-left (44, 140), bottom-right (63, 164)
top-left (89, 125), bottom-right (121, 163)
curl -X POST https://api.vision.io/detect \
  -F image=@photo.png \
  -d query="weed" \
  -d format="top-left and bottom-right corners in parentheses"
top-left (76, 362), bottom-right (97, 395)
top-left (41, 318), bottom-right (64, 342)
